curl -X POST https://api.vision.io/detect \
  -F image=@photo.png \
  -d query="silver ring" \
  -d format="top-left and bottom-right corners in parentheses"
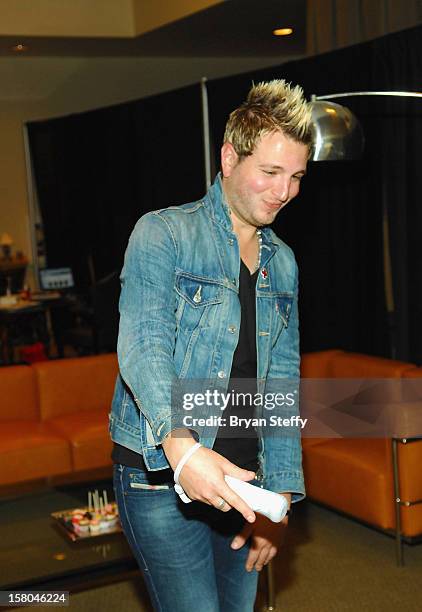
top-left (217, 498), bottom-right (226, 510)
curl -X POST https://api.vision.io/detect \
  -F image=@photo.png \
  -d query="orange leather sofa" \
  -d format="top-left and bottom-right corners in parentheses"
top-left (0, 353), bottom-right (118, 487)
top-left (300, 349), bottom-right (422, 561)
top-left (2, 348), bottom-right (421, 556)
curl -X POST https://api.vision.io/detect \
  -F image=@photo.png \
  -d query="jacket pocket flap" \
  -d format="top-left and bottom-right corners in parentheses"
top-left (176, 274), bottom-right (223, 307)
top-left (275, 295), bottom-right (293, 326)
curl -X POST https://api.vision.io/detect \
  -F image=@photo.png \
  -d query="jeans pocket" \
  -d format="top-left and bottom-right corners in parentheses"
top-left (124, 467), bottom-right (174, 494)
top-left (129, 481), bottom-right (171, 491)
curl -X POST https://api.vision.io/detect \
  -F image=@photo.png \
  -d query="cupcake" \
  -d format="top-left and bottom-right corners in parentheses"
top-left (89, 519), bottom-right (100, 534)
top-left (75, 519), bottom-right (90, 534)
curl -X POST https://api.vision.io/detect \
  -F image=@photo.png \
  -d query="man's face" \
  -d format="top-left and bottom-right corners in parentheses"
top-left (221, 130), bottom-right (309, 229)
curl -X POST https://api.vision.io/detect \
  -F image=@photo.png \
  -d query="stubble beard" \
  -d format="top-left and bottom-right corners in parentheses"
top-left (229, 187), bottom-right (271, 230)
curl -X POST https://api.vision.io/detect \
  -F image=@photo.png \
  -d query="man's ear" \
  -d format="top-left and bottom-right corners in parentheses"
top-left (221, 142), bottom-right (238, 178)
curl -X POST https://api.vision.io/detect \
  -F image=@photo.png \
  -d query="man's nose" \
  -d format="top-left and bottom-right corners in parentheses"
top-left (272, 177), bottom-right (290, 203)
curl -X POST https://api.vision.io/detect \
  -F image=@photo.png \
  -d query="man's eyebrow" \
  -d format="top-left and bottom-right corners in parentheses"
top-left (259, 163), bottom-right (307, 175)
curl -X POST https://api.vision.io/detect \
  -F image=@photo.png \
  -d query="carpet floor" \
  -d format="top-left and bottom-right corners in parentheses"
top-left (18, 500), bottom-right (422, 611)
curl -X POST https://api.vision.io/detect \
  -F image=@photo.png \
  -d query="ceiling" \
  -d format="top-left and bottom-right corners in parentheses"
top-left (0, 0), bottom-right (307, 107)
top-left (0, 0), bottom-right (307, 58)
top-left (1, 1), bottom-right (419, 106)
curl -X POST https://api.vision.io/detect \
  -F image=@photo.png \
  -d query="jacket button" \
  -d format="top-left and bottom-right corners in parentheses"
top-left (217, 370), bottom-right (226, 378)
top-left (193, 286), bottom-right (202, 303)
top-left (228, 238), bottom-right (234, 246)
top-left (228, 325), bottom-right (236, 333)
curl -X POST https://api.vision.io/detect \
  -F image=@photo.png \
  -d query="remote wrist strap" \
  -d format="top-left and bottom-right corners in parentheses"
top-left (173, 442), bottom-right (202, 503)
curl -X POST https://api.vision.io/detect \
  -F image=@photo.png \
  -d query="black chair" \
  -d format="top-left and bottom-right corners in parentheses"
top-left (0, 260), bottom-right (27, 295)
top-left (0, 303), bottom-right (49, 364)
top-left (61, 271), bottom-right (120, 355)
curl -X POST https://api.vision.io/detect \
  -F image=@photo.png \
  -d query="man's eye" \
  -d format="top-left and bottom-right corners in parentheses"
top-left (263, 170), bottom-right (276, 176)
top-left (293, 175), bottom-right (303, 181)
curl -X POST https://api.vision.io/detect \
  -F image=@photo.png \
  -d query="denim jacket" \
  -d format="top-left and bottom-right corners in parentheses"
top-left (109, 174), bottom-right (305, 502)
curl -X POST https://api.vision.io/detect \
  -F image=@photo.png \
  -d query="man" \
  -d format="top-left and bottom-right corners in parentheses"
top-left (110, 79), bottom-right (312, 612)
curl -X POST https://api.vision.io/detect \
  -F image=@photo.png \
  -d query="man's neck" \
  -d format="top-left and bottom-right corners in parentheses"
top-left (230, 212), bottom-right (257, 243)
top-left (221, 177), bottom-right (257, 242)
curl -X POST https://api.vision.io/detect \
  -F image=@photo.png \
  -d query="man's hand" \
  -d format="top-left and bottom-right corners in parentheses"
top-left (162, 428), bottom-right (257, 523)
top-left (230, 494), bottom-right (291, 572)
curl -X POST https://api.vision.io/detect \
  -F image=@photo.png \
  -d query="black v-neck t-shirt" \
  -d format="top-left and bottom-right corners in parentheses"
top-left (212, 260), bottom-right (259, 471)
top-left (112, 260), bottom-right (259, 472)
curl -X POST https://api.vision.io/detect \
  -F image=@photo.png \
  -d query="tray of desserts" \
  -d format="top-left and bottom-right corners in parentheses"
top-left (51, 489), bottom-right (121, 541)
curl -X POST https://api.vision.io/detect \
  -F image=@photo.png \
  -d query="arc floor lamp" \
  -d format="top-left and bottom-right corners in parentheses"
top-left (200, 82), bottom-right (422, 572)
top-left (310, 89), bottom-right (422, 568)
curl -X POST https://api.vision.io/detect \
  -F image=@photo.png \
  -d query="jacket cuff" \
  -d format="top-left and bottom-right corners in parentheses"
top-left (152, 413), bottom-right (200, 445)
top-left (263, 471), bottom-right (306, 503)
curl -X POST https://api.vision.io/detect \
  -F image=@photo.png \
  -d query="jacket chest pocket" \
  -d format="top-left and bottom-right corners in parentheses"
top-left (175, 274), bottom-right (223, 332)
top-left (274, 294), bottom-right (293, 330)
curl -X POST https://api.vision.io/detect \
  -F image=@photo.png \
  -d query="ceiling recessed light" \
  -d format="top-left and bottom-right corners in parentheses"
top-left (273, 28), bottom-right (293, 36)
top-left (12, 44), bottom-right (28, 52)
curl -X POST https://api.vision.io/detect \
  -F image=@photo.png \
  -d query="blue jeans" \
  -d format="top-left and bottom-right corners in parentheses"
top-left (113, 464), bottom-right (259, 612)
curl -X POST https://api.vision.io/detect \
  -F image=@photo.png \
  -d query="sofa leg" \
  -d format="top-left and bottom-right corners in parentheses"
top-left (266, 560), bottom-right (276, 610)
top-left (392, 438), bottom-right (404, 566)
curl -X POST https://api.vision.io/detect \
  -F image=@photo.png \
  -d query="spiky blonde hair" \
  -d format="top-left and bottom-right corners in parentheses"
top-left (223, 79), bottom-right (312, 158)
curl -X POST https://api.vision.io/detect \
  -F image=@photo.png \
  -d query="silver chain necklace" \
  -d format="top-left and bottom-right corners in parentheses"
top-left (255, 229), bottom-right (263, 273)
top-left (227, 206), bottom-right (263, 273)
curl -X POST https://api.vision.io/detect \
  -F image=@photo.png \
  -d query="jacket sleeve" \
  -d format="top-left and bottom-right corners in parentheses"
top-left (117, 212), bottom-right (193, 445)
top-left (263, 260), bottom-right (305, 501)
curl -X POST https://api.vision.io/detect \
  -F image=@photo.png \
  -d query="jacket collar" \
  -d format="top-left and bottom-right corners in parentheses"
top-left (204, 172), bottom-right (232, 231)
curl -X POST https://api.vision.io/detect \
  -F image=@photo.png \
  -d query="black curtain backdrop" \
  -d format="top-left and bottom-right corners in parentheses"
top-left (207, 25), bottom-right (422, 363)
top-left (27, 26), bottom-right (422, 363)
top-left (27, 84), bottom-right (205, 290)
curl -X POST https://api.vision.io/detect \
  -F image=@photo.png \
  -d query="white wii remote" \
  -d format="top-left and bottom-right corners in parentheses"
top-left (225, 476), bottom-right (289, 523)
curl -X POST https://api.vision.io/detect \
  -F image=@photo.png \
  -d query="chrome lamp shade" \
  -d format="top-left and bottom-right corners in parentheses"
top-left (310, 100), bottom-right (365, 161)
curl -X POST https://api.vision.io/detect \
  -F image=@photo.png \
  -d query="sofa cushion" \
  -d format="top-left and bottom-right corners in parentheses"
top-left (46, 408), bottom-right (112, 472)
top-left (329, 353), bottom-right (415, 378)
top-left (402, 367), bottom-right (422, 378)
top-left (300, 350), bottom-right (344, 378)
top-left (397, 439), bottom-right (422, 502)
top-left (34, 353), bottom-right (118, 420)
top-left (402, 367), bottom-right (422, 404)
top-left (0, 365), bottom-right (39, 421)
top-left (0, 422), bottom-right (72, 485)
top-left (397, 441), bottom-right (422, 536)
top-left (301, 438), bottom-right (328, 450)
top-left (303, 438), bottom-right (395, 530)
